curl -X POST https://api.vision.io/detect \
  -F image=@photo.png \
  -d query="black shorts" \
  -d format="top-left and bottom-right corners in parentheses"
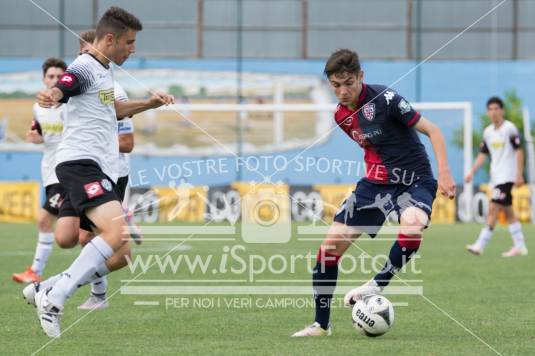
top-left (491, 182), bottom-right (514, 206)
top-left (42, 183), bottom-right (67, 216)
top-left (57, 194), bottom-right (95, 232)
top-left (115, 175), bottom-right (129, 202)
top-left (333, 177), bottom-right (438, 237)
top-left (56, 159), bottom-right (119, 231)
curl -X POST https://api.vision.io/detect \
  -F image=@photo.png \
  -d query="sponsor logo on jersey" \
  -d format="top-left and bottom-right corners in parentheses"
top-left (84, 181), bottom-right (104, 199)
top-left (362, 103), bottom-right (375, 121)
top-left (59, 73), bottom-right (75, 87)
top-left (101, 178), bottom-right (113, 192)
top-left (40, 122), bottom-right (63, 134)
top-left (384, 91), bottom-right (395, 105)
top-left (99, 89), bottom-right (115, 105)
top-left (398, 99), bottom-right (411, 115)
top-left (490, 140), bottom-right (505, 149)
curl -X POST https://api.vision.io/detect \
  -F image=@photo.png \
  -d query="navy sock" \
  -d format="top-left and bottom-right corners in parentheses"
top-left (374, 240), bottom-right (418, 287)
top-left (313, 261), bottom-right (338, 329)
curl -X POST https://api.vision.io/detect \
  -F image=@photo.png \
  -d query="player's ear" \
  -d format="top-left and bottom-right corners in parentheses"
top-left (357, 71), bottom-right (364, 83)
top-left (104, 33), bottom-right (114, 46)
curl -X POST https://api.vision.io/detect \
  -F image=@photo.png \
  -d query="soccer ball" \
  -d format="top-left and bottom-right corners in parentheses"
top-left (351, 294), bottom-right (394, 337)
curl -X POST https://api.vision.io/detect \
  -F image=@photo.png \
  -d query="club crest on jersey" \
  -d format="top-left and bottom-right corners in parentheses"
top-left (99, 89), bottom-right (115, 105)
top-left (59, 73), bottom-right (75, 87)
top-left (101, 178), bottom-right (113, 192)
top-left (362, 103), bottom-right (375, 121)
top-left (84, 181), bottom-right (104, 199)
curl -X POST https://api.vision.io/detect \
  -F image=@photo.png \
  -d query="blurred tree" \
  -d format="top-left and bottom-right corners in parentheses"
top-left (168, 85), bottom-right (186, 98)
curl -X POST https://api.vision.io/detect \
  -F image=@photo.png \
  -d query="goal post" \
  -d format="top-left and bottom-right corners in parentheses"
top-left (522, 107), bottom-right (535, 223)
top-left (156, 101), bottom-right (474, 221)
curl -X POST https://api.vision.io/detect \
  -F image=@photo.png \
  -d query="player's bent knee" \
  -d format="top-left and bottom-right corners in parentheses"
top-left (54, 217), bottom-right (81, 248)
top-left (55, 233), bottom-right (78, 248)
top-left (400, 207), bottom-right (428, 235)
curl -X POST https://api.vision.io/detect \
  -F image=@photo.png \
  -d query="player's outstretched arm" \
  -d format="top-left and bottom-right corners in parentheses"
top-left (465, 153), bottom-right (487, 183)
top-left (115, 91), bottom-right (175, 119)
top-left (414, 116), bottom-right (456, 199)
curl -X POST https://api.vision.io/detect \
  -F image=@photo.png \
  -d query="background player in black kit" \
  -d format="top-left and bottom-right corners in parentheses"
top-left (293, 49), bottom-right (456, 337)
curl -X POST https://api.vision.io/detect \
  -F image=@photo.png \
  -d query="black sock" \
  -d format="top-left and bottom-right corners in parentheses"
top-left (313, 261), bottom-right (338, 329)
top-left (374, 241), bottom-right (418, 288)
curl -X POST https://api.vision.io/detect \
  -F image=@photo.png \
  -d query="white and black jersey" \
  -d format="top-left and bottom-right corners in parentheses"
top-left (32, 103), bottom-right (64, 187)
top-left (55, 53), bottom-right (119, 182)
top-left (115, 82), bottom-right (133, 179)
top-left (480, 120), bottom-right (522, 185)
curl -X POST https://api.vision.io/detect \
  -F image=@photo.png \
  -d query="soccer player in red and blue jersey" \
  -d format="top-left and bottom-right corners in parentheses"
top-left (293, 49), bottom-right (456, 337)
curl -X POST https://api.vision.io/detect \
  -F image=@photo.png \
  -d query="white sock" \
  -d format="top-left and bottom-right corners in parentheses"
top-left (90, 262), bottom-right (110, 295)
top-left (31, 232), bottom-right (54, 275)
top-left (41, 262), bottom-right (111, 295)
top-left (91, 276), bottom-right (108, 296)
top-left (48, 236), bottom-right (113, 307)
top-left (475, 226), bottom-right (493, 248)
top-left (39, 273), bottom-right (63, 290)
top-left (508, 222), bottom-right (526, 249)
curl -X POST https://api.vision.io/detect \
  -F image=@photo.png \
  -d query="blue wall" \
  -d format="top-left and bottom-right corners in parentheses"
top-left (2, 58), bottom-right (535, 186)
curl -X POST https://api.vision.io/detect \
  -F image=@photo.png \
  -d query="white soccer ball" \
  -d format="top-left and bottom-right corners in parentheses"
top-left (351, 294), bottom-right (394, 337)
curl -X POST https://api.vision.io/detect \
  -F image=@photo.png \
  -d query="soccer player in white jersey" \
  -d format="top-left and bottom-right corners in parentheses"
top-left (76, 29), bottom-right (139, 310)
top-left (21, 29), bottom-right (147, 311)
top-left (465, 97), bottom-right (528, 257)
top-left (12, 58), bottom-right (67, 284)
top-left (31, 7), bottom-right (174, 337)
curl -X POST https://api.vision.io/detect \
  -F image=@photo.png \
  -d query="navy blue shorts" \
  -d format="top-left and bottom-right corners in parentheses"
top-left (333, 177), bottom-right (438, 237)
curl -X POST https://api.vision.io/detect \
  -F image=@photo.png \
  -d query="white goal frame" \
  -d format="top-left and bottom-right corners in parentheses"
top-left (156, 101), bottom-right (474, 221)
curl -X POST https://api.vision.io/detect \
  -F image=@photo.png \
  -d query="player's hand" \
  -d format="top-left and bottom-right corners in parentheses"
top-left (438, 170), bottom-right (456, 199)
top-left (148, 91), bottom-right (175, 108)
top-left (37, 89), bottom-right (57, 108)
top-left (25, 129), bottom-right (43, 144)
top-left (464, 172), bottom-right (473, 183)
top-left (515, 175), bottom-right (525, 187)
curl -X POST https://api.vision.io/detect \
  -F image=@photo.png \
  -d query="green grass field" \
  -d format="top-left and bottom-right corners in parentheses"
top-left (1, 222), bottom-right (534, 355)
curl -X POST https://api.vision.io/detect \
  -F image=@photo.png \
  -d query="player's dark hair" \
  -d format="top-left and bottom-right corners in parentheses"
top-left (42, 57), bottom-right (67, 77)
top-left (324, 49), bottom-right (361, 77)
top-left (96, 6), bottom-right (143, 40)
top-left (486, 96), bottom-right (504, 109)
top-left (79, 29), bottom-right (96, 47)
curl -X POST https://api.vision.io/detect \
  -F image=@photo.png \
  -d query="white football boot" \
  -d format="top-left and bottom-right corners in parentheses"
top-left (78, 294), bottom-right (109, 310)
top-left (291, 322), bottom-right (332, 337)
top-left (22, 282), bottom-right (41, 307)
top-left (344, 279), bottom-right (382, 307)
top-left (466, 244), bottom-right (483, 256)
top-left (35, 289), bottom-right (63, 338)
top-left (501, 246), bottom-right (528, 257)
